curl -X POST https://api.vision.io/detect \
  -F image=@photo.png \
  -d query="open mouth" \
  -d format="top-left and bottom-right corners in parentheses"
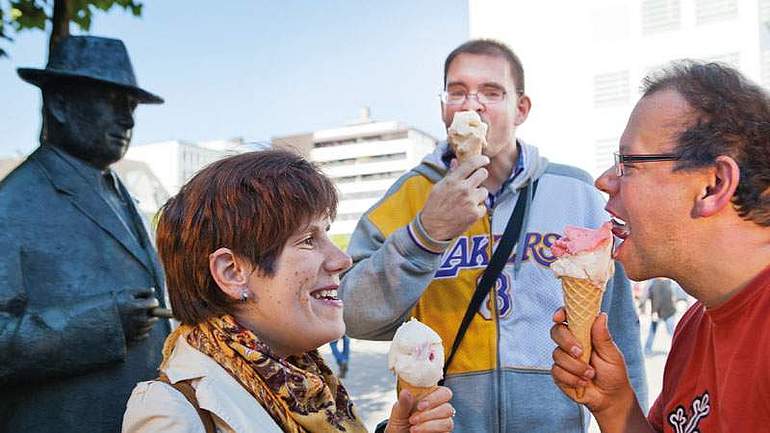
top-left (610, 217), bottom-right (629, 240)
top-left (609, 216), bottom-right (630, 259)
top-left (310, 287), bottom-right (341, 303)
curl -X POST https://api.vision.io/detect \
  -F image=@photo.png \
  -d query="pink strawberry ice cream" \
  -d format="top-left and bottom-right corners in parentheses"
top-left (551, 222), bottom-right (615, 287)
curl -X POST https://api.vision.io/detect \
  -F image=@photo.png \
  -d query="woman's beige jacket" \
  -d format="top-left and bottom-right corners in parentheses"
top-left (122, 336), bottom-right (283, 433)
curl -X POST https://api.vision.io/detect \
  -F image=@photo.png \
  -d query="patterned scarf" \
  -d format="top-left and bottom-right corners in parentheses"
top-left (162, 315), bottom-right (367, 433)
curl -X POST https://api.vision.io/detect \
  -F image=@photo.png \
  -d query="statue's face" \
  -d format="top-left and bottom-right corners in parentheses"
top-left (50, 81), bottom-right (138, 169)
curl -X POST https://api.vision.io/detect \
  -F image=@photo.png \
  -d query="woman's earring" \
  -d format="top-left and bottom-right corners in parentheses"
top-left (240, 288), bottom-right (249, 302)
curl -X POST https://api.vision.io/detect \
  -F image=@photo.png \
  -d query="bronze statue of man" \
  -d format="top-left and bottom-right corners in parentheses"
top-left (0, 36), bottom-right (170, 433)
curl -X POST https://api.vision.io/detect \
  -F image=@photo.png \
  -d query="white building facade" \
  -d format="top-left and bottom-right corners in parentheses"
top-left (124, 139), bottom-right (255, 196)
top-left (112, 159), bottom-right (170, 219)
top-left (274, 118), bottom-right (437, 236)
top-left (469, 0), bottom-right (770, 177)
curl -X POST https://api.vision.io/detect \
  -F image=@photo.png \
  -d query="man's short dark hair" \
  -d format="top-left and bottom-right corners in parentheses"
top-left (642, 61), bottom-right (770, 226)
top-left (443, 39), bottom-right (525, 94)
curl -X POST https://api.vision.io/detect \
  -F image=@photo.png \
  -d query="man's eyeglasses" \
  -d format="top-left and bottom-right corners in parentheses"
top-left (614, 152), bottom-right (680, 177)
top-left (440, 88), bottom-right (509, 105)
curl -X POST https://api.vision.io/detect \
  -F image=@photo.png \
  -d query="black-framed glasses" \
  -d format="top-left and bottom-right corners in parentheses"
top-left (439, 88), bottom-right (508, 105)
top-left (614, 152), bottom-right (680, 177)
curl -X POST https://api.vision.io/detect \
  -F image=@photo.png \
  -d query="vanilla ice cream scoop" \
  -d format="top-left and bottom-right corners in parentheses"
top-left (388, 318), bottom-right (444, 387)
top-left (551, 222), bottom-right (615, 288)
top-left (448, 111), bottom-right (487, 163)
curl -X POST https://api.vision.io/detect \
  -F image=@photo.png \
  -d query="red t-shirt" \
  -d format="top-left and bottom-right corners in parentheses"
top-left (647, 265), bottom-right (770, 432)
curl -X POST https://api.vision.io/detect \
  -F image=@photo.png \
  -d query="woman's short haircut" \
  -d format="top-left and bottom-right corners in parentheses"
top-left (156, 149), bottom-right (338, 325)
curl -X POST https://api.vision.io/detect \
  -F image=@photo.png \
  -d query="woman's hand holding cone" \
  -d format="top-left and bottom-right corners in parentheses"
top-left (386, 387), bottom-right (454, 433)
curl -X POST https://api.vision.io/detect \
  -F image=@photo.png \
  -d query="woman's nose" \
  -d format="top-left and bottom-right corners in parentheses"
top-left (326, 245), bottom-right (352, 274)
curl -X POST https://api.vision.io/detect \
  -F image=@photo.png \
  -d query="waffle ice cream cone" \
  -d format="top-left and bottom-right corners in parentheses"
top-left (400, 381), bottom-right (439, 402)
top-left (550, 223), bottom-right (615, 399)
top-left (448, 111), bottom-right (487, 163)
top-left (561, 276), bottom-right (604, 363)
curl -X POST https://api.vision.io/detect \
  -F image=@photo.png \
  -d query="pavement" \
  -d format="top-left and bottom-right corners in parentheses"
top-left (320, 303), bottom-right (687, 432)
top-left (319, 340), bottom-right (396, 430)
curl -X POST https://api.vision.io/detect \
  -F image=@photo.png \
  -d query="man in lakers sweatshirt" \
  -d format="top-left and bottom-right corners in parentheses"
top-left (339, 39), bottom-right (647, 433)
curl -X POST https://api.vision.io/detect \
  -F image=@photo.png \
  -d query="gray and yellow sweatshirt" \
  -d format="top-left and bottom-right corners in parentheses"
top-left (340, 141), bottom-right (647, 433)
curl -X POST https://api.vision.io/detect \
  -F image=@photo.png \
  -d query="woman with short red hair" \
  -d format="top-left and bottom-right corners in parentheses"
top-left (122, 150), bottom-right (454, 433)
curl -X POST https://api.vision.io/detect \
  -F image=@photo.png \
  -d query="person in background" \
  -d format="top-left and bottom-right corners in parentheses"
top-left (643, 278), bottom-right (676, 356)
top-left (122, 150), bottom-right (455, 433)
top-left (330, 335), bottom-right (352, 378)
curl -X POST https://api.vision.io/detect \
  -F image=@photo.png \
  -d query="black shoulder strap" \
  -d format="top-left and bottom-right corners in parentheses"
top-left (441, 180), bottom-right (539, 381)
top-left (157, 373), bottom-right (217, 433)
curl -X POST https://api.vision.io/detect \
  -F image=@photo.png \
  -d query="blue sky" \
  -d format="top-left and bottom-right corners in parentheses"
top-left (0, 1), bottom-right (468, 157)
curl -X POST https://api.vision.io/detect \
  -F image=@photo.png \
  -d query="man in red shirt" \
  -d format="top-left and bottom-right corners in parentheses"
top-left (550, 61), bottom-right (770, 432)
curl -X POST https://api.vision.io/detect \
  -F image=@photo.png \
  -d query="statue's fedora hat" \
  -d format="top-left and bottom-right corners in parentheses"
top-left (18, 36), bottom-right (163, 104)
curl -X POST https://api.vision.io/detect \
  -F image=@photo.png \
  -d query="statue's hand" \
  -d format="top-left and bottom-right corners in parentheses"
top-left (117, 287), bottom-right (160, 343)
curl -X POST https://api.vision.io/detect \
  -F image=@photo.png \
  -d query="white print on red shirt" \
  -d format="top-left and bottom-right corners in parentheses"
top-left (667, 391), bottom-right (710, 433)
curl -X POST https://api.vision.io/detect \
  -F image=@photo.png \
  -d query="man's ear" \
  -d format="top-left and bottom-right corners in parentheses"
top-left (514, 94), bottom-right (531, 126)
top-left (209, 247), bottom-right (250, 301)
top-left (693, 155), bottom-right (740, 218)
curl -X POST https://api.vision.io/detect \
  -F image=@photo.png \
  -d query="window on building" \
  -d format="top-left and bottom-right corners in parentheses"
top-left (313, 130), bottom-right (409, 149)
top-left (317, 152), bottom-right (407, 169)
top-left (334, 170), bottom-right (404, 184)
top-left (357, 152), bottom-right (407, 164)
top-left (595, 138), bottom-right (617, 174)
top-left (314, 138), bottom-right (357, 148)
top-left (760, 0), bottom-right (770, 24)
top-left (594, 71), bottom-right (630, 107)
top-left (380, 130), bottom-right (409, 140)
top-left (696, 0), bottom-right (738, 25)
top-left (342, 190), bottom-right (388, 200)
top-left (642, 0), bottom-right (681, 34)
top-left (360, 171), bottom-right (404, 181)
top-left (336, 212), bottom-right (364, 221)
top-left (318, 157), bottom-right (358, 168)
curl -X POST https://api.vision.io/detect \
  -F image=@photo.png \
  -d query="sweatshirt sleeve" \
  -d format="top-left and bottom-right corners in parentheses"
top-left (604, 262), bottom-right (650, 411)
top-left (340, 212), bottom-right (450, 340)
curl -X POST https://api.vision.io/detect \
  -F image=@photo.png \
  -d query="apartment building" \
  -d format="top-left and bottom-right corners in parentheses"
top-left (273, 110), bottom-right (437, 236)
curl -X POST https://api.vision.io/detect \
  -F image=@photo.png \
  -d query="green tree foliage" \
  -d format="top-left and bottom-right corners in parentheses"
top-left (0, 0), bottom-right (142, 57)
